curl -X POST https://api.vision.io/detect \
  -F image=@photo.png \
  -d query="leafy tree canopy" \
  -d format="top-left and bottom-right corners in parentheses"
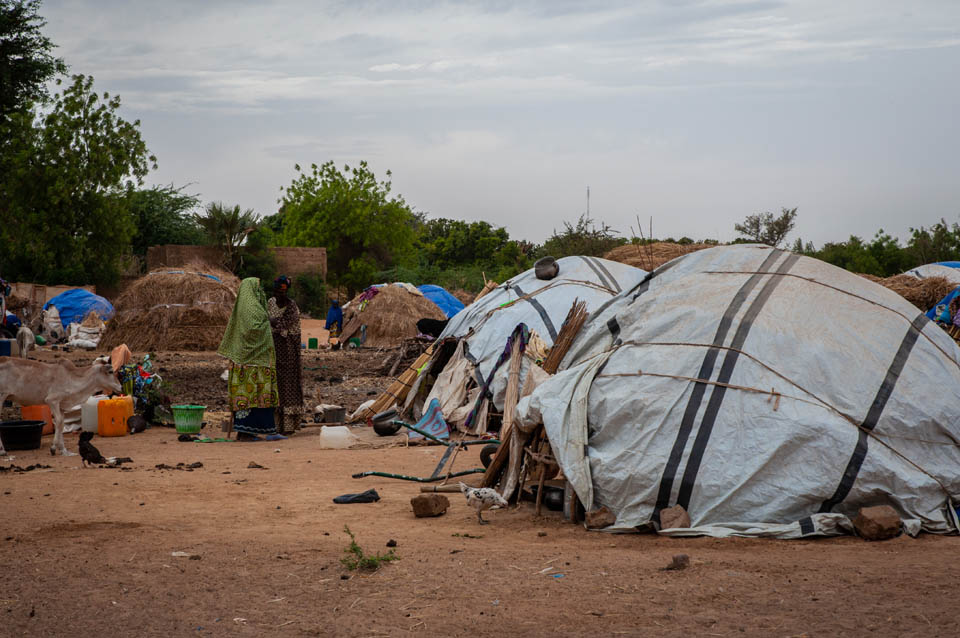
top-left (279, 161), bottom-right (416, 295)
top-left (0, 0), bottom-right (66, 119)
top-left (126, 183), bottom-right (203, 258)
top-left (734, 207), bottom-right (797, 247)
top-left (0, 74), bottom-right (155, 285)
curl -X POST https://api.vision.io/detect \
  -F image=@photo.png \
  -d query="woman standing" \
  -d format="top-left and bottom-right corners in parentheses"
top-left (267, 275), bottom-right (303, 435)
top-left (218, 277), bottom-right (280, 440)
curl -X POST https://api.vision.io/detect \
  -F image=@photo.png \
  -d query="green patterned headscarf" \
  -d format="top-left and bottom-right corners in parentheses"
top-left (218, 277), bottom-right (275, 367)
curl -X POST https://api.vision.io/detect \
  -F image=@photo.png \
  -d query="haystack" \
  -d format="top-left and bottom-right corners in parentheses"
top-left (604, 242), bottom-right (712, 270)
top-left (100, 263), bottom-right (240, 352)
top-left (341, 285), bottom-right (445, 348)
top-left (855, 274), bottom-right (955, 311)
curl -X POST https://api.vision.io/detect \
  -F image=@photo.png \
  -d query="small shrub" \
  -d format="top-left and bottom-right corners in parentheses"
top-left (341, 525), bottom-right (399, 571)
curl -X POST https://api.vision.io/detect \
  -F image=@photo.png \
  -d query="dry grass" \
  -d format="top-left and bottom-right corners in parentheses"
top-left (604, 242), bottom-right (713, 271)
top-left (341, 285), bottom-right (446, 347)
top-left (863, 274), bottom-right (957, 311)
top-left (100, 262), bottom-right (240, 352)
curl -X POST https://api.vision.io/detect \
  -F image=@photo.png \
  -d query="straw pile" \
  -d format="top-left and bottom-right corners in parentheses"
top-left (341, 285), bottom-right (446, 348)
top-left (100, 262), bottom-right (240, 352)
top-left (857, 273), bottom-right (956, 311)
top-left (604, 242), bottom-right (712, 271)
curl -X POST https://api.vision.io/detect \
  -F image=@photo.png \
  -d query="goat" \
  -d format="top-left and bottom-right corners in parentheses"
top-left (0, 356), bottom-right (121, 457)
top-left (16, 326), bottom-right (34, 358)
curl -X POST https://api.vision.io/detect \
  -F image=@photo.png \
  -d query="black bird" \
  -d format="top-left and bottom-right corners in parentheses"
top-left (78, 432), bottom-right (133, 467)
top-left (79, 431), bottom-right (106, 467)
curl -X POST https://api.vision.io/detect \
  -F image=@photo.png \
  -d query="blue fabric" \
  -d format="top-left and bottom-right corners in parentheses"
top-left (935, 262), bottom-right (960, 269)
top-left (417, 284), bottom-right (465, 319)
top-left (324, 302), bottom-right (343, 331)
top-left (5, 312), bottom-right (21, 328)
top-left (43, 289), bottom-right (114, 329)
top-left (926, 286), bottom-right (960, 320)
top-left (408, 398), bottom-right (450, 441)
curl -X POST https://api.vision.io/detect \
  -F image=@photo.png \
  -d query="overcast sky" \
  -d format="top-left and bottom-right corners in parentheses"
top-left (43, 0), bottom-right (960, 246)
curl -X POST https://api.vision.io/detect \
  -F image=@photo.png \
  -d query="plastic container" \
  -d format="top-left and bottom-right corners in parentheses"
top-left (318, 425), bottom-right (357, 449)
top-left (98, 396), bottom-right (133, 437)
top-left (171, 405), bottom-right (206, 434)
top-left (0, 338), bottom-right (20, 358)
top-left (308, 337), bottom-right (319, 349)
top-left (0, 420), bottom-right (44, 450)
top-left (82, 395), bottom-right (109, 433)
top-left (21, 405), bottom-right (53, 436)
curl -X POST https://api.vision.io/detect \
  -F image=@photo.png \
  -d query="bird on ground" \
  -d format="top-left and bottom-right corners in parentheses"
top-left (78, 431), bottom-right (132, 467)
top-left (459, 482), bottom-right (509, 525)
top-left (79, 431), bottom-right (106, 467)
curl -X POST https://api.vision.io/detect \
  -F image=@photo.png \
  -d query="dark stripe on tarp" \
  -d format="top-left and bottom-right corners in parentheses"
top-left (676, 253), bottom-right (800, 509)
top-left (652, 249), bottom-right (784, 520)
top-left (579, 256), bottom-right (615, 291)
top-left (818, 312), bottom-right (927, 513)
top-left (629, 252), bottom-right (688, 303)
top-left (607, 317), bottom-right (620, 339)
top-left (511, 284), bottom-right (558, 341)
top-left (799, 517), bottom-right (815, 536)
top-left (588, 256), bottom-right (621, 293)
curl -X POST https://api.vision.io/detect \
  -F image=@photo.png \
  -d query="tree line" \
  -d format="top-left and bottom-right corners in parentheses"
top-left (2, 1), bottom-right (957, 312)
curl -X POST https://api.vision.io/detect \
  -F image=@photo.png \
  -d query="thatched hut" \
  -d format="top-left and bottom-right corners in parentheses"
top-left (340, 284), bottom-right (446, 348)
top-left (100, 263), bottom-right (240, 352)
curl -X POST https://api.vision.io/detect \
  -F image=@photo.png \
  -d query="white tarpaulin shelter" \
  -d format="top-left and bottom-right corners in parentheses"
top-left (438, 256), bottom-right (647, 382)
top-left (404, 256), bottom-right (647, 430)
top-left (519, 245), bottom-right (960, 538)
top-left (904, 263), bottom-right (960, 285)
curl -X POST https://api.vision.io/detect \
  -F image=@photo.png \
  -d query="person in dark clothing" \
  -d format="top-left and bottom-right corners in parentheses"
top-left (267, 275), bottom-right (303, 435)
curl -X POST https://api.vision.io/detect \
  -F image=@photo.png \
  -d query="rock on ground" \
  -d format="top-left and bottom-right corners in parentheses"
top-left (659, 504), bottom-right (691, 530)
top-left (585, 506), bottom-right (616, 529)
top-left (853, 505), bottom-right (901, 541)
top-left (411, 494), bottom-right (449, 518)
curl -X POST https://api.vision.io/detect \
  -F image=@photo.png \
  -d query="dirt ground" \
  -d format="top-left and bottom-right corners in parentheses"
top-left (2, 350), bottom-right (960, 636)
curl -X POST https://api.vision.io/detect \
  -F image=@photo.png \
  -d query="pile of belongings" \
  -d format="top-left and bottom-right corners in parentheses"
top-left (67, 312), bottom-right (107, 349)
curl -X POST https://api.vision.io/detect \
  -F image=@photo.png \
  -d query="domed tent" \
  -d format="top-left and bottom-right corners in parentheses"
top-left (352, 256), bottom-right (648, 427)
top-left (905, 263), bottom-right (960, 285)
top-left (518, 245), bottom-right (960, 538)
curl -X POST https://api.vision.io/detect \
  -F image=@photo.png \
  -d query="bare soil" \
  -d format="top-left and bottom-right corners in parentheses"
top-left (2, 349), bottom-right (959, 636)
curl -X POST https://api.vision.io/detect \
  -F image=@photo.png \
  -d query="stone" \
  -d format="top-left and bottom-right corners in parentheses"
top-left (853, 505), bottom-right (901, 540)
top-left (659, 504), bottom-right (691, 530)
top-left (585, 506), bottom-right (616, 529)
top-left (411, 494), bottom-right (449, 518)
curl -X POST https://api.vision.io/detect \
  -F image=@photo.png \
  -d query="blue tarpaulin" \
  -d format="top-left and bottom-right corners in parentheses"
top-left (926, 286), bottom-right (960, 322)
top-left (44, 289), bottom-right (115, 330)
top-left (936, 262), bottom-right (960, 269)
top-left (417, 284), bottom-right (465, 318)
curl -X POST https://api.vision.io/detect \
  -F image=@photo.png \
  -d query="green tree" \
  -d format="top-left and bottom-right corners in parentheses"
top-left (0, 74), bottom-right (155, 285)
top-left (0, 0), bottom-right (66, 119)
top-left (538, 214), bottom-right (626, 258)
top-left (194, 201), bottom-right (259, 272)
top-left (126, 184), bottom-right (204, 259)
top-left (236, 225), bottom-right (278, 283)
top-left (906, 219), bottom-right (960, 265)
top-left (279, 161), bottom-right (416, 295)
top-left (734, 207), bottom-right (797, 247)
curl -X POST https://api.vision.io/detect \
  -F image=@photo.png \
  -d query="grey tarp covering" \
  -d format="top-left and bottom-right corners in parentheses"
top-left (437, 256), bottom-right (648, 383)
top-left (904, 263), bottom-right (960, 285)
top-left (518, 245), bottom-right (960, 536)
